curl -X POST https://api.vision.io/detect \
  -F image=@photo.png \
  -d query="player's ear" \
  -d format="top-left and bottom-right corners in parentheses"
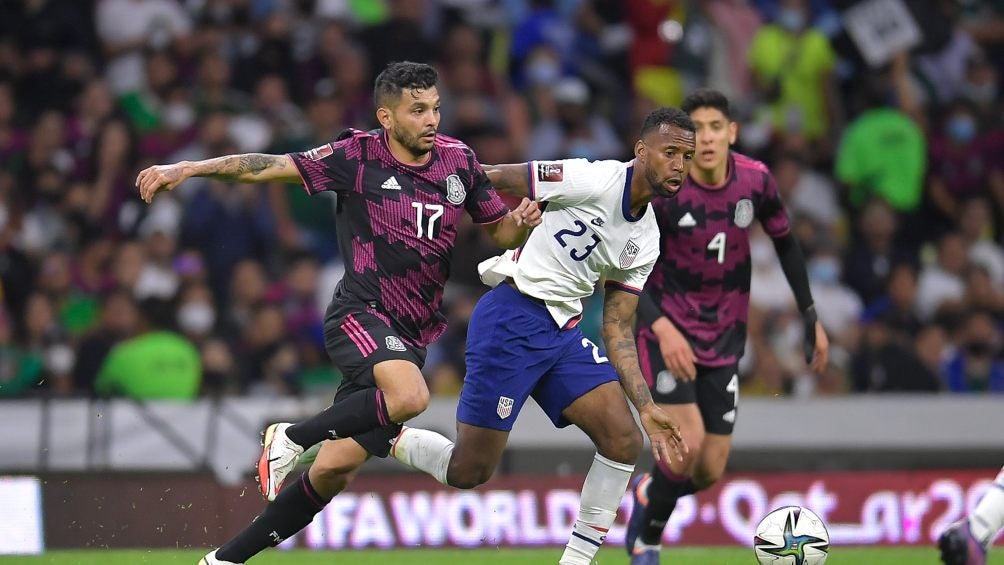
top-left (728, 121), bottom-right (738, 145)
top-left (634, 139), bottom-right (646, 161)
top-left (376, 106), bottom-right (393, 129)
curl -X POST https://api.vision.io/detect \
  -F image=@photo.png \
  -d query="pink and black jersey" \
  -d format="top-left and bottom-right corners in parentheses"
top-left (287, 129), bottom-right (508, 347)
top-left (644, 151), bottom-right (790, 367)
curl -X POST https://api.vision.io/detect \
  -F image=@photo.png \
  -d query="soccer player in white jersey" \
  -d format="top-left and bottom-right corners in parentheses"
top-left (391, 107), bottom-right (694, 564)
top-left (940, 466), bottom-right (1004, 565)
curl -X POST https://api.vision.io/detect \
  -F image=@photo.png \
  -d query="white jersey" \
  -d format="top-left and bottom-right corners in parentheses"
top-left (479, 159), bottom-right (661, 328)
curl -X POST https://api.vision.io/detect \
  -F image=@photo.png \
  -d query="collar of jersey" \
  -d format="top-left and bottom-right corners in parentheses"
top-left (380, 130), bottom-right (437, 171)
top-left (621, 163), bottom-right (647, 223)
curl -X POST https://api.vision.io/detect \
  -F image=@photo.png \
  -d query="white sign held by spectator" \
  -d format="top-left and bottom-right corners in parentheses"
top-left (842, 0), bottom-right (921, 67)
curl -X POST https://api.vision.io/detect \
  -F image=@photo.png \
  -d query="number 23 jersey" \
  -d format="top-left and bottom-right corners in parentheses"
top-left (479, 159), bottom-right (660, 329)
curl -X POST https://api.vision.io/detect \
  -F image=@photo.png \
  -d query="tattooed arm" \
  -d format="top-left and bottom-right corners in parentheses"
top-left (484, 163), bottom-right (531, 198)
top-left (601, 289), bottom-right (655, 411)
top-left (602, 288), bottom-right (687, 462)
top-left (136, 153), bottom-right (300, 203)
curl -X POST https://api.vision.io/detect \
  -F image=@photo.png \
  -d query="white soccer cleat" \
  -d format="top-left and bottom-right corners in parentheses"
top-left (199, 549), bottom-right (241, 565)
top-left (256, 422), bottom-right (303, 502)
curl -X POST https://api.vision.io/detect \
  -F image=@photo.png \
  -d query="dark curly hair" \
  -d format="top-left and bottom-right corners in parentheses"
top-left (373, 61), bottom-right (439, 107)
top-left (681, 88), bottom-right (732, 120)
top-left (639, 107), bottom-right (696, 137)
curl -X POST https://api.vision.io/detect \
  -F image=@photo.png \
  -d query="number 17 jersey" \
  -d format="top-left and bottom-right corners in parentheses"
top-left (479, 159), bottom-right (660, 329)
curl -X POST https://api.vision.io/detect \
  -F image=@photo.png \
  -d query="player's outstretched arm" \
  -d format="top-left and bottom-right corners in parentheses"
top-left (136, 153), bottom-right (300, 203)
top-left (482, 197), bottom-right (541, 249)
top-left (601, 288), bottom-right (687, 463)
top-left (483, 163), bottom-right (531, 198)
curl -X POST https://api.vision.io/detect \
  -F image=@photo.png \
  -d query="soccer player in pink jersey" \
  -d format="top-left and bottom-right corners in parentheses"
top-left (137, 61), bottom-right (541, 565)
top-left (624, 89), bottom-right (830, 564)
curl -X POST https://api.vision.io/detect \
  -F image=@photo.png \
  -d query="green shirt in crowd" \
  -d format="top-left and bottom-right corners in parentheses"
top-left (95, 331), bottom-right (201, 400)
top-left (835, 108), bottom-right (927, 212)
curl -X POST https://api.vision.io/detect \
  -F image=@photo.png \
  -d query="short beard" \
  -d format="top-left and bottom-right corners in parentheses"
top-left (647, 169), bottom-right (677, 198)
top-left (391, 126), bottom-right (431, 159)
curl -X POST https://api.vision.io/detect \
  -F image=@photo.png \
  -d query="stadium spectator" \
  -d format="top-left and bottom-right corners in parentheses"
top-left (942, 310), bottom-right (1004, 393)
top-left (93, 297), bottom-right (201, 400)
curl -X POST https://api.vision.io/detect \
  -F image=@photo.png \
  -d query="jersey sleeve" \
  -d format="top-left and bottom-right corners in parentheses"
top-left (286, 132), bottom-right (359, 196)
top-left (757, 171), bottom-right (791, 239)
top-left (604, 260), bottom-right (655, 296)
top-left (527, 159), bottom-right (602, 206)
top-left (467, 156), bottom-right (509, 224)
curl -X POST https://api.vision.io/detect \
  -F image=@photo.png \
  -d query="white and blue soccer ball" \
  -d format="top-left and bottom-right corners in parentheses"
top-left (753, 506), bottom-right (829, 565)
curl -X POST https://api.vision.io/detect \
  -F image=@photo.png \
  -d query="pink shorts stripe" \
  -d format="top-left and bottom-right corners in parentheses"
top-left (341, 321), bottom-right (374, 357)
top-left (346, 314), bottom-right (378, 351)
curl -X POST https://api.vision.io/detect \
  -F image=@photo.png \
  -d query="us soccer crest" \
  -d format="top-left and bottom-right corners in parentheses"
top-left (446, 174), bottom-right (466, 205)
top-left (619, 240), bottom-right (640, 268)
top-left (734, 199), bottom-right (754, 228)
top-left (497, 396), bottom-right (514, 419)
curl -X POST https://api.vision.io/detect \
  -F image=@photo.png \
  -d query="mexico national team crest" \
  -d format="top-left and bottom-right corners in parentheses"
top-left (497, 396), bottom-right (514, 419)
top-left (734, 198), bottom-right (754, 228)
top-left (446, 174), bottom-right (466, 205)
top-left (385, 336), bottom-right (406, 352)
top-left (619, 240), bottom-right (640, 268)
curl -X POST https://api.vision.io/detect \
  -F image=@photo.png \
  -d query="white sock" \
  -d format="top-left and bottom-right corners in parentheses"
top-left (390, 427), bottom-right (454, 485)
top-left (559, 453), bottom-right (634, 565)
top-left (971, 467), bottom-right (1004, 547)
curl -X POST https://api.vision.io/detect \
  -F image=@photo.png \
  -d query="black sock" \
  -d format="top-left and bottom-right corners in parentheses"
top-left (285, 388), bottom-right (391, 448)
top-left (217, 472), bottom-right (329, 563)
top-left (639, 468), bottom-right (696, 545)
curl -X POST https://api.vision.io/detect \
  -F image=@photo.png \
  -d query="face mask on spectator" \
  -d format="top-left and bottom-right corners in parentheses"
top-left (777, 8), bottom-right (806, 32)
top-left (526, 58), bottom-right (560, 86)
top-left (809, 257), bottom-right (841, 284)
top-left (163, 102), bottom-right (195, 131)
top-left (178, 302), bottom-right (216, 335)
top-left (947, 115), bottom-right (976, 143)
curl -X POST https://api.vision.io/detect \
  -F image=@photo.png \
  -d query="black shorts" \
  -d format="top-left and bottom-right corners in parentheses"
top-left (638, 335), bottom-right (739, 435)
top-left (324, 299), bottom-right (427, 457)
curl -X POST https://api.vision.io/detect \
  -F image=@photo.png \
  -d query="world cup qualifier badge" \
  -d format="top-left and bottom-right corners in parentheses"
top-left (304, 143), bottom-right (333, 161)
top-left (619, 239), bottom-right (640, 268)
top-left (446, 174), bottom-right (466, 205)
top-left (536, 162), bottom-right (563, 182)
top-left (734, 198), bottom-right (754, 228)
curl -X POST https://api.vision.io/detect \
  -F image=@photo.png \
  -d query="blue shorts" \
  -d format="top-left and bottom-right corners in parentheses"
top-left (457, 283), bottom-right (619, 431)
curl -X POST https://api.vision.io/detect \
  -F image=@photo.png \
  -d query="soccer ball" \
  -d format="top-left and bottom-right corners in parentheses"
top-left (753, 506), bottom-right (829, 565)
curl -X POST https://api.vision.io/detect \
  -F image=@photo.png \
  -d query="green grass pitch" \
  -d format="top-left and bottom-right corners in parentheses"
top-left (3, 547), bottom-right (1001, 564)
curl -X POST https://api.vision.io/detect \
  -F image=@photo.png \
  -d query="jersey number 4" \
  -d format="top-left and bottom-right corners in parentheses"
top-left (708, 231), bottom-right (726, 264)
top-left (412, 203), bottom-right (444, 240)
top-left (554, 220), bottom-right (600, 261)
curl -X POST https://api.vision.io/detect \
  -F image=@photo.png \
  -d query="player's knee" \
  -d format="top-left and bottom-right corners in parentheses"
top-left (596, 425), bottom-right (643, 464)
top-left (308, 465), bottom-right (355, 498)
top-left (386, 386), bottom-right (430, 422)
top-left (447, 462), bottom-right (493, 489)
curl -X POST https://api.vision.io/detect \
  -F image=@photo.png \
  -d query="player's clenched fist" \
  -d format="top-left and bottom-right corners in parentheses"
top-left (512, 197), bottom-right (542, 228)
top-left (135, 162), bottom-right (190, 204)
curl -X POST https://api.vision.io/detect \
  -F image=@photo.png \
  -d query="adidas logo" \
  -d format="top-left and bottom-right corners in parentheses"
top-left (381, 176), bottom-right (401, 190)
top-left (678, 212), bottom-right (696, 227)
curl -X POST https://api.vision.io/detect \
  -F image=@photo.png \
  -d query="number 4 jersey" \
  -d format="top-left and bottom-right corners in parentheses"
top-left (644, 151), bottom-right (791, 367)
top-left (479, 159), bottom-right (660, 329)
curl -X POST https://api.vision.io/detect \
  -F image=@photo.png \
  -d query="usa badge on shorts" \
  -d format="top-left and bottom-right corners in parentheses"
top-left (497, 396), bottom-right (514, 419)
top-left (446, 174), bottom-right (466, 205)
top-left (734, 198), bottom-right (754, 228)
top-left (619, 239), bottom-right (640, 268)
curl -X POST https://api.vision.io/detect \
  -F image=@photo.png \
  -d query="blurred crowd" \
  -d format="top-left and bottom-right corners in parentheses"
top-left (0, 0), bottom-right (1002, 400)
